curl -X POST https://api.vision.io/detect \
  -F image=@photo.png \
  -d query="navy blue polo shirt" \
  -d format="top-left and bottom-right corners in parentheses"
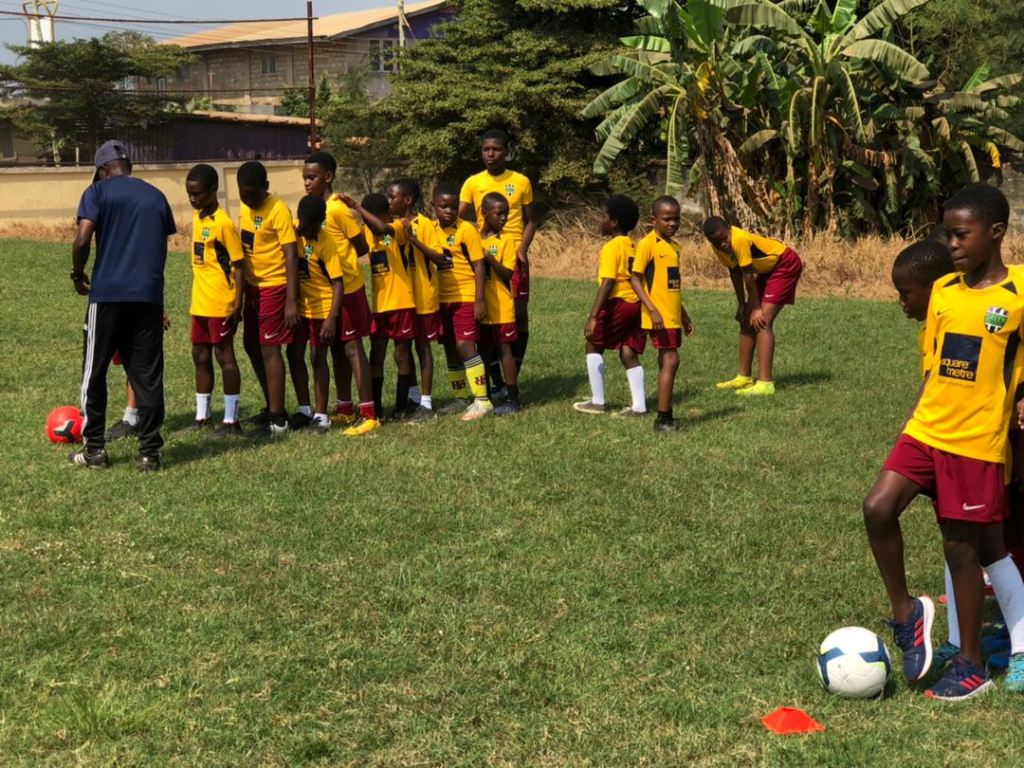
top-left (77, 176), bottom-right (177, 305)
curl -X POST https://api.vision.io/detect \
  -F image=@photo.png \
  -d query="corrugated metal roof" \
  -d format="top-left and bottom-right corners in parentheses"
top-left (163, 1), bottom-right (446, 51)
top-left (181, 111), bottom-right (319, 126)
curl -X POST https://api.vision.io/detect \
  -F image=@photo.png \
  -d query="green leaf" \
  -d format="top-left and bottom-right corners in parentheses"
top-left (842, 40), bottom-right (929, 83)
top-left (830, 61), bottom-right (866, 143)
top-left (593, 86), bottom-right (672, 174)
top-left (808, 0), bottom-right (832, 36)
top-left (809, 76), bottom-right (826, 147)
top-left (605, 55), bottom-right (682, 88)
top-left (960, 142), bottom-right (980, 183)
top-left (620, 35), bottom-right (673, 54)
top-left (726, 3), bottom-right (807, 39)
top-left (665, 96), bottom-right (689, 194)
top-left (962, 63), bottom-right (991, 94)
top-left (582, 78), bottom-right (642, 119)
top-left (831, 0), bottom-right (859, 34)
top-left (731, 34), bottom-right (779, 56)
top-left (688, 0), bottom-right (725, 48)
top-left (987, 126), bottom-right (1024, 153)
top-left (840, 0), bottom-right (932, 47)
top-left (972, 72), bottom-right (1023, 95)
top-left (738, 129), bottom-right (779, 154)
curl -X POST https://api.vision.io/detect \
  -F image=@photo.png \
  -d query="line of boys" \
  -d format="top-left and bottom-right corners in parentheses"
top-left (178, 139), bottom-right (530, 438)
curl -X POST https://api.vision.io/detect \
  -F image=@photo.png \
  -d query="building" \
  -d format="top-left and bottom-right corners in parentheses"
top-left (159, 1), bottom-right (450, 115)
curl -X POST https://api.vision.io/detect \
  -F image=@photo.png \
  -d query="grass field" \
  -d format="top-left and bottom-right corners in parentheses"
top-left (2, 239), bottom-right (1024, 766)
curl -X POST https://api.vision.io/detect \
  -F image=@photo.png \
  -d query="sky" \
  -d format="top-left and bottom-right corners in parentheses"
top-left (0, 0), bottom-right (393, 64)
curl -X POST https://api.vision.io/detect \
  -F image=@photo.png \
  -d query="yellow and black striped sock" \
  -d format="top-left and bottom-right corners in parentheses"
top-left (463, 355), bottom-right (489, 402)
top-left (447, 364), bottom-right (467, 400)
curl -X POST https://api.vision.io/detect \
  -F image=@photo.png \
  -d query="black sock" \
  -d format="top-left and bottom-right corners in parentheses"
top-left (506, 384), bottom-right (520, 405)
top-left (511, 332), bottom-right (529, 373)
top-left (657, 409), bottom-right (673, 422)
top-left (372, 376), bottom-right (384, 417)
top-left (489, 358), bottom-right (505, 392)
top-left (396, 373), bottom-right (413, 411)
top-left (270, 412), bottom-right (287, 427)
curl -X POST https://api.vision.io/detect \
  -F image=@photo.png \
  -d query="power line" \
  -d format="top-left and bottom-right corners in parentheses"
top-left (0, 9), bottom-right (316, 23)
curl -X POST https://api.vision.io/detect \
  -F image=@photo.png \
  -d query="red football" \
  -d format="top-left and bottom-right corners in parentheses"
top-left (47, 406), bottom-right (83, 444)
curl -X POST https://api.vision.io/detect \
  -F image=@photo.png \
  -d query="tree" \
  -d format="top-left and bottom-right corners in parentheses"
top-left (279, 72), bottom-right (333, 119)
top-left (0, 32), bottom-right (193, 162)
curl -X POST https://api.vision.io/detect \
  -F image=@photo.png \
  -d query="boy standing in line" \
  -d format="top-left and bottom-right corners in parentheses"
top-left (237, 161), bottom-right (299, 437)
top-left (479, 193), bottom-right (522, 416)
top-left (574, 194), bottom-right (647, 417)
top-left (630, 197), bottom-right (694, 433)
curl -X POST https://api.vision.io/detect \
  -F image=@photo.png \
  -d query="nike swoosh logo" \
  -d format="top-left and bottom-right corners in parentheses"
top-left (400, 326), bottom-right (413, 335)
top-left (963, 503), bottom-right (986, 511)
top-left (462, 331), bottom-right (474, 337)
top-left (936, 309), bottom-right (951, 317)
top-left (426, 333), bottom-right (437, 340)
top-left (503, 331), bottom-right (515, 338)
top-left (263, 332), bottom-right (279, 340)
top-left (219, 328), bottom-right (232, 337)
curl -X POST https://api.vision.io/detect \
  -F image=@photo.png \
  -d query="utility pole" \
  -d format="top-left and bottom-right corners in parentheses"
top-left (306, 0), bottom-right (316, 152)
top-left (397, 0), bottom-right (406, 69)
top-left (22, 1), bottom-right (58, 48)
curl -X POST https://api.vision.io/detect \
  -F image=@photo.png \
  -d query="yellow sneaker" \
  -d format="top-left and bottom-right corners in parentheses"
top-left (735, 381), bottom-right (775, 396)
top-left (716, 374), bottom-right (754, 390)
top-left (331, 410), bottom-right (358, 426)
top-left (343, 417), bottom-right (380, 436)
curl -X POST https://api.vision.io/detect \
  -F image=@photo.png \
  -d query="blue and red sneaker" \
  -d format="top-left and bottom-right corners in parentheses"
top-left (886, 596), bottom-right (935, 682)
top-left (925, 656), bottom-right (991, 701)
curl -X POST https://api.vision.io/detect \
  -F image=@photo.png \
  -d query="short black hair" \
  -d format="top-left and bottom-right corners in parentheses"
top-left (702, 216), bottom-right (728, 238)
top-left (237, 161), bottom-right (267, 188)
top-left (305, 151), bottom-right (337, 174)
top-left (653, 195), bottom-right (680, 214)
top-left (297, 194), bottom-right (327, 224)
top-left (186, 163), bottom-right (218, 189)
top-left (606, 194), bottom-right (639, 233)
top-left (925, 222), bottom-right (948, 243)
top-left (893, 240), bottom-right (955, 284)
top-left (361, 192), bottom-right (389, 219)
top-left (390, 177), bottom-right (421, 204)
top-left (944, 184), bottom-right (1010, 227)
top-left (481, 191), bottom-right (509, 213)
top-left (433, 182), bottom-right (459, 199)
top-left (481, 128), bottom-right (510, 147)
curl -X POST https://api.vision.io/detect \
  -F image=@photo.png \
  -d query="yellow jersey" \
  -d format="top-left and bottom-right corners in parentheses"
top-left (904, 271), bottom-right (1024, 463)
top-left (190, 207), bottom-right (244, 318)
top-left (633, 231), bottom-right (683, 330)
top-left (482, 232), bottom-right (518, 325)
top-left (325, 195), bottom-right (366, 295)
top-left (239, 194), bottom-right (296, 288)
top-left (712, 226), bottom-right (787, 274)
top-left (598, 235), bottom-right (639, 304)
top-left (296, 226), bottom-right (344, 320)
top-left (460, 170), bottom-right (533, 241)
top-left (436, 220), bottom-right (484, 303)
top-left (367, 221), bottom-right (414, 314)
top-left (408, 213), bottom-right (441, 315)
top-left (917, 322), bottom-right (929, 379)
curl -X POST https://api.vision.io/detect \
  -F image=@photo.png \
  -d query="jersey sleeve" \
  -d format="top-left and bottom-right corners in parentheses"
top-left (271, 202), bottom-right (297, 245)
top-left (632, 237), bottom-right (652, 276)
top-left (77, 184), bottom-right (101, 224)
top-left (500, 236), bottom-right (518, 271)
top-left (459, 177), bottom-right (475, 206)
top-left (391, 218), bottom-right (408, 246)
top-left (333, 200), bottom-right (362, 241)
top-left (731, 230), bottom-right (753, 269)
top-left (521, 175), bottom-right (534, 206)
top-left (460, 225), bottom-right (484, 263)
top-left (220, 217), bottom-right (245, 265)
top-left (419, 219), bottom-right (442, 252)
top-left (921, 287), bottom-right (940, 374)
top-left (321, 237), bottom-right (345, 282)
top-left (597, 241), bottom-right (619, 282)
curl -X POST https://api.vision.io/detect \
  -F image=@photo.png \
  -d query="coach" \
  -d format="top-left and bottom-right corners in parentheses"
top-left (70, 140), bottom-right (176, 472)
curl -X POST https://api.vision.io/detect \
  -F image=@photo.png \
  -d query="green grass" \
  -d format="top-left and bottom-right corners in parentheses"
top-left (2, 238), bottom-right (1022, 766)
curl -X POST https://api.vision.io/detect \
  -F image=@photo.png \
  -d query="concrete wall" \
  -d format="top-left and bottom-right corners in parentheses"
top-left (0, 160), bottom-right (308, 228)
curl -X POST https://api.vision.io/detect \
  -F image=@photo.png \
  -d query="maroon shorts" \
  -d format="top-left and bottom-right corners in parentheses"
top-left (485, 322), bottom-right (518, 346)
top-left (112, 350), bottom-right (122, 366)
top-left (591, 298), bottom-right (646, 353)
top-left (649, 328), bottom-right (682, 350)
top-left (191, 315), bottom-right (235, 345)
top-left (513, 259), bottom-right (530, 302)
top-left (441, 301), bottom-right (479, 343)
top-left (243, 284), bottom-right (293, 347)
top-left (294, 317), bottom-right (338, 349)
top-left (415, 311), bottom-right (443, 344)
top-left (883, 434), bottom-right (1009, 524)
top-left (371, 308), bottom-right (416, 341)
top-left (340, 288), bottom-right (372, 342)
top-left (756, 248), bottom-right (803, 306)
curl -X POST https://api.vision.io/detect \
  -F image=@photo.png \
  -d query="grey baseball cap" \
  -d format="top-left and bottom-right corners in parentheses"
top-left (93, 140), bottom-right (130, 180)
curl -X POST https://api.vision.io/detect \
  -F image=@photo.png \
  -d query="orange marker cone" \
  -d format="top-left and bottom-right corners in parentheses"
top-left (761, 707), bottom-right (825, 735)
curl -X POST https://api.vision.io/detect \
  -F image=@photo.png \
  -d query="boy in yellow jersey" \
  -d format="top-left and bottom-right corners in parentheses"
top-left (301, 153), bottom-right (379, 436)
top-left (460, 128), bottom-right (537, 376)
top-left (863, 185), bottom-right (1024, 700)
top-left (574, 195), bottom-right (647, 417)
top-left (184, 164), bottom-right (245, 438)
top-left (237, 161), bottom-right (299, 437)
top-left (397, 178), bottom-right (447, 424)
top-left (479, 193), bottom-right (521, 416)
top-left (285, 195), bottom-right (345, 433)
top-left (408, 183), bottom-right (491, 419)
top-left (702, 217), bottom-right (804, 396)
top-left (630, 197), bottom-right (694, 433)
top-left (339, 192), bottom-right (417, 420)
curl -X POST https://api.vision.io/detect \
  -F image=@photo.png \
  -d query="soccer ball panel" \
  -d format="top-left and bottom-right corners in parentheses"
top-left (816, 626), bottom-right (891, 699)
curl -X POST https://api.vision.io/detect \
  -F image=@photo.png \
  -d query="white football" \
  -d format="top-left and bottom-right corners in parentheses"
top-left (816, 626), bottom-right (891, 699)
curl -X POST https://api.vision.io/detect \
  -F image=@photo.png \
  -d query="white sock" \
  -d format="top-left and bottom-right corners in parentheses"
top-left (312, 412), bottom-right (330, 426)
top-left (421, 395), bottom-right (432, 410)
top-left (944, 562), bottom-right (960, 648)
top-left (626, 365), bottom-right (646, 413)
top-left (223, 394), bottom-right (240, 424)
top-left (987, 555), bottom-right (1024, 654)
top-left (410, 385), bottom-right (422, 404)
top-left (123, 406), bottom-right (139, 426)
top-left (298, 404), bottom-right (312, 417)
top-left (196, 393), bottom-right (212, 421)
top-left (586, 353), bottom-right (605, 405)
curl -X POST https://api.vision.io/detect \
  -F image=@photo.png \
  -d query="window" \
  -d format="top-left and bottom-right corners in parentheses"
top-left (260, 53), bottom-right (278, 76)
top-left (368, 39), bottom-right (397, 74)
top-left (155, 76), bottom-right (167, 92)
top-left (176, 64), bottom-right (191, 82)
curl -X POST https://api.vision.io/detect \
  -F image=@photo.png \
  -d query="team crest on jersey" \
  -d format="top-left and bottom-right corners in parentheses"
top-left (381, 235), bottom-right (393, 247)
top-left (201, 227), bottom-right (210, 241)
top-left (504, 184), bottom-right (515, 197)
top-left (447, 234), bottom-right (456, 247)
top-left (984, 306), bottom-right (1009, 333)
top-left (304, 244), bottom-right (314, 258)
top-left (253, 215), bottom-right (264, 230)
top-left (488, 245), bottom-right (499, 257)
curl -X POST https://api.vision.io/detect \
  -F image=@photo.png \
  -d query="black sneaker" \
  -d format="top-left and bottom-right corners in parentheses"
top-left (653, 418), bottom-right (678, 433)
top-left (68, 447), bottom-right (109, 469)
top-left (406, 405), bottom-right (438, 424)
top-left (307, 418), bottom-right (332, 434)
top-left (212, 421), bottom-right (243, 440)
top-left (104, 420), bottom-right (139, 441)
top-left (289, 411), bottom-right (313, 430)
top-left (245, 408), bottom-right (270, 427)
top-left (180, 418), bottom-right (214, 433)
top-left (137, 455), bottom-right (162, 473)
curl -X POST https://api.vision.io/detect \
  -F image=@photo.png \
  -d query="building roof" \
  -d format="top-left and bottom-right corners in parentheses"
top-left (163, 1), bottom-right (446, 51)
top-left (180, 111), bottom-right (318, 127)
